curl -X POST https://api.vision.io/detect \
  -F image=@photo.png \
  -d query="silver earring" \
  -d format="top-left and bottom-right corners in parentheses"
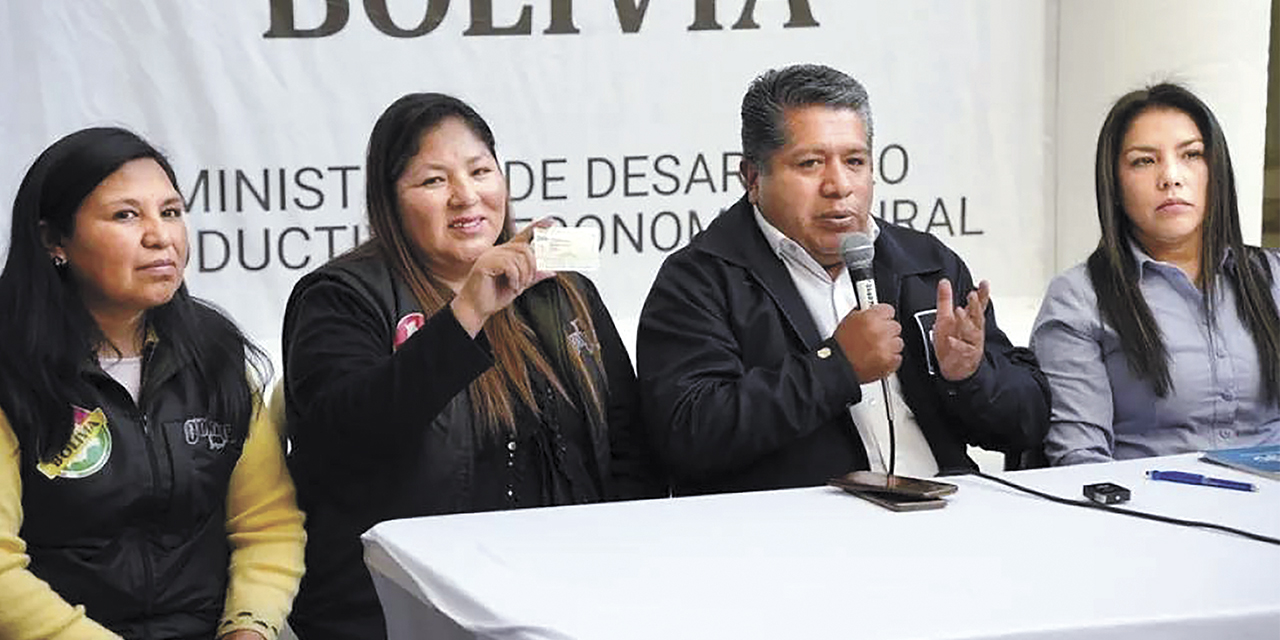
top-left (52, 255), bottom-right (67, 267)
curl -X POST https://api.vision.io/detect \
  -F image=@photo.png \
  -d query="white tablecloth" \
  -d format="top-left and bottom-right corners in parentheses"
top-left (362, 453), bottom-right (1280, 640)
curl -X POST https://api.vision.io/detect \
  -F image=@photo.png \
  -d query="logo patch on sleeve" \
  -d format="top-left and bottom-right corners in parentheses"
top-left (914, 309), bottom-right (940, 376)
top-left (37, 406), bottom-right (113, 479)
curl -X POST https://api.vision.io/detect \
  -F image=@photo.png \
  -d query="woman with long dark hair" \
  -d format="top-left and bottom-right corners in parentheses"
top-left (282, 93), bottom-right (660, 639)
top-left (0, 127), bottom-right (305, 639)
top-left (1031, 84), bottom-right (1280, 465)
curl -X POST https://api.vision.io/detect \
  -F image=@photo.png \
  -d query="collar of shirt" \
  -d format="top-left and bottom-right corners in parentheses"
top-left (1127, 242), bottom-right (1203, 303)
top-left (1128, 238), bottom-right (1235, 279)
top-left (753, 205), bottom-right (880, 280)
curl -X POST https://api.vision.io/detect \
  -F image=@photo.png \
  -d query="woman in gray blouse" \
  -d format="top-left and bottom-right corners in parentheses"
top-left (1031, 83), bottom-right (1280, 466)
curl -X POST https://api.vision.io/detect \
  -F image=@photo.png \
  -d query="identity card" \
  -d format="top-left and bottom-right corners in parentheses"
top-left (532, 226), bottom-right (600, 271)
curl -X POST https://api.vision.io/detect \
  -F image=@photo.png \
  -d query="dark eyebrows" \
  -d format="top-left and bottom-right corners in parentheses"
top-left (788, 145), bottom-right (869, 158)
top-left (100, 195), bottom-right (184, 210)
top-left (1122, 137), bottom-right (1204, 155)
top-left (409, 154), bottom-right (494, 172)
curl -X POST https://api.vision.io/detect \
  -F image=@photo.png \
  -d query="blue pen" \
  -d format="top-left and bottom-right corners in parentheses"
top-left (1146, 470), bottom-right (1257, 492)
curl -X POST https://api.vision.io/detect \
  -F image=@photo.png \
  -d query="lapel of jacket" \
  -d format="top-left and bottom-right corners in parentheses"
top-left (872, 224), bottom-right (946, 317)
top-left (698, 196), bottom-right (824, 350)
top-left (873, 231), bottom-right (904, 309)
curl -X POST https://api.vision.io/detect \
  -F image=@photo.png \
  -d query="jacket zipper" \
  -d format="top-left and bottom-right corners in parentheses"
top-left (136, 344), bottom-right (160, 640)
top-left (84, 340), bottom-right (165, 637)
top-left (138, 411), bottom-right (158, 640)
top-left (99, 376), bottom-right (162, 640)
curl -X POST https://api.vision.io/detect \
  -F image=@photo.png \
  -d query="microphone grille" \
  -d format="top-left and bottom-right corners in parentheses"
top-left (841, 232), bottom-right (875, 270)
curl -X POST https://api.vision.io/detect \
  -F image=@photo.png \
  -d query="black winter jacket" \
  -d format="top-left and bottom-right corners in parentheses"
top-left (637, 196), bottom-right (1050, 495)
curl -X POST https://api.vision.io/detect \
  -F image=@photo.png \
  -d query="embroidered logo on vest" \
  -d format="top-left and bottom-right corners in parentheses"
top-left (394, 312), bottom-right (426, 350)
top-left (566, 318), bottom-right (597, 356)
top-left (184, 418), bottom-right (234, 451)
top-left (37, 406), bottom-right (112, 479)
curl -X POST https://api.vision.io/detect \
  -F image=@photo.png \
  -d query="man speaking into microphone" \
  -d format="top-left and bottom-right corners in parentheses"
top-left (636, 64), bottom-right (1049, 495)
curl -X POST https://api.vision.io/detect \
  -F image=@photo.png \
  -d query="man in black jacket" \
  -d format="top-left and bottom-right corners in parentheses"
top-left (636, 63), bottom-right (1050, 496)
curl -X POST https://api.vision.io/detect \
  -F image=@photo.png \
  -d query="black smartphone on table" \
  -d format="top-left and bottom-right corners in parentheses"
top-left (843, 489), bottom-right (948, 512)
top-left (828, 471), bottom-right (959, 499)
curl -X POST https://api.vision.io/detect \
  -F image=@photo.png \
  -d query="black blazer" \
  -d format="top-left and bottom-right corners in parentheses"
top-left (637, 195), bottom-right (1049, 495)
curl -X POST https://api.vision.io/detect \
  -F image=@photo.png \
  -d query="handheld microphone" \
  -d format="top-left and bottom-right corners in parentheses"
top-left (839, 232), bottom-right (897, 475)
top-left (840, 232), bottom-right (877, 310)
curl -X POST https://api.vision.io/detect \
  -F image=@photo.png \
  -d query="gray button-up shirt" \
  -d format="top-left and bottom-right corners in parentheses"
top-left (1031, 246), bottom-right (1280, 465)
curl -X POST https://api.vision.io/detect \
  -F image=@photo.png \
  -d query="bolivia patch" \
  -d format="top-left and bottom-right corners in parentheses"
top-left (37, 406), bottom-right (113, 479)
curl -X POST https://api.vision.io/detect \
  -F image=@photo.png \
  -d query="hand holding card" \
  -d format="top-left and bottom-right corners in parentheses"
top-left (532, 227), bottom-right (600, 272)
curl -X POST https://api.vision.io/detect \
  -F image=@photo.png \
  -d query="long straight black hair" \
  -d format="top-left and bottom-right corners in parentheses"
top-left (0, 127), bottom-right (268, 458)
top-left (1087, 84), bottom-right (1279, 403)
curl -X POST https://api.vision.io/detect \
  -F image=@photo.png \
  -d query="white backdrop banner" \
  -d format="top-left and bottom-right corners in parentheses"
top-left (0, 0), bottom-right (1053, 365)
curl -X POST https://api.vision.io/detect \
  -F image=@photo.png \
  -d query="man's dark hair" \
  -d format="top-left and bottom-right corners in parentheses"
top-left (740, 63), bottom-right (873, 172)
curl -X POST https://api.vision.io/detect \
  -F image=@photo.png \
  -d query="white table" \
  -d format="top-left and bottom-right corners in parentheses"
top-left (363, 454), bottom-right (1280, 639)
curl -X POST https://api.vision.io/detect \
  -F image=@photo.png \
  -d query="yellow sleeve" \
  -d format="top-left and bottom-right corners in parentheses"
top-left (218, 402), bottom-right (307, 640)
top-left (0, 408), bottom-right (122, 640)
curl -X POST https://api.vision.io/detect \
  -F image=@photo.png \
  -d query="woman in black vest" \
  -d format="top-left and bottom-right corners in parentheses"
top-left (0, 128), bottom-right (305, 639)
top-left (282, 93), bottom-right (662, 639)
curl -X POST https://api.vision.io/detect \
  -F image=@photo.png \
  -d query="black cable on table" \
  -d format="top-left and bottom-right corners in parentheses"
top-left (967, 470), bottom-right (1280, 547)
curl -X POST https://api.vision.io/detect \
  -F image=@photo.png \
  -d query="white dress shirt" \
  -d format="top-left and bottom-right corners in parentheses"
top-left (754, 207), bottom-right (940, 477)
